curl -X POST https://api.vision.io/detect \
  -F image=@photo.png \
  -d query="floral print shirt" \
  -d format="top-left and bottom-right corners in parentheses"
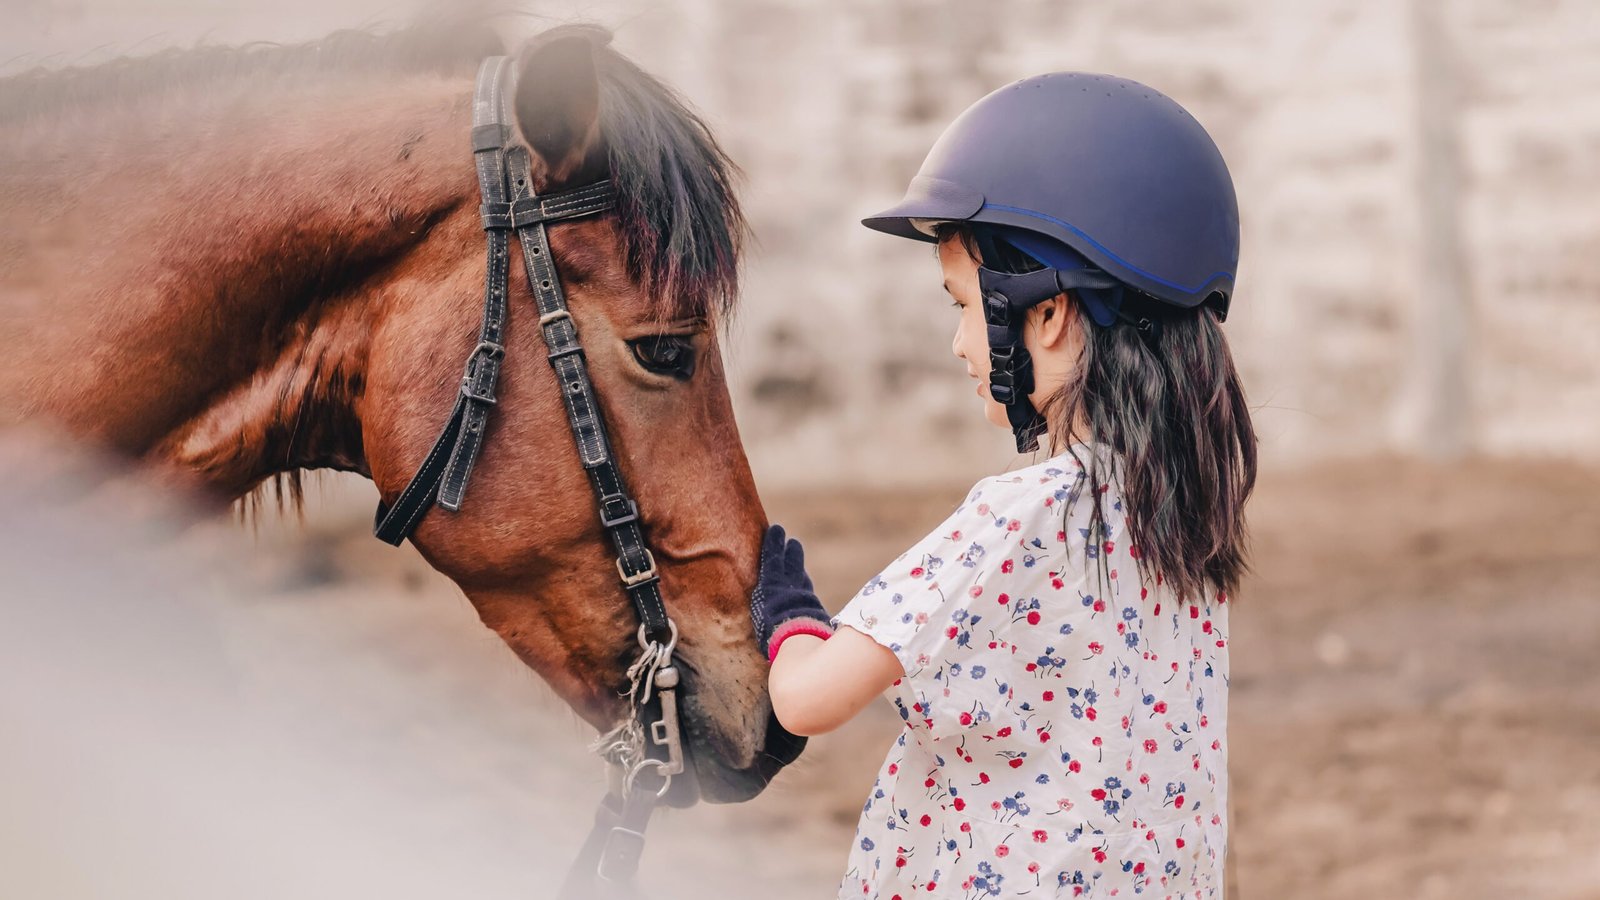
top-left (831, 445), bottom-right (1229, 898)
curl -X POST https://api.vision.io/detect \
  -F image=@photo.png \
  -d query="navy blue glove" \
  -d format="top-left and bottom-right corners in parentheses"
top-left (751, 524), bottom-right (834, 662)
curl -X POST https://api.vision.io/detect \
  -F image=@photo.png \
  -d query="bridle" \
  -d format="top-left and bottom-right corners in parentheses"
top-left (371, 56), bottom-right (685, 898)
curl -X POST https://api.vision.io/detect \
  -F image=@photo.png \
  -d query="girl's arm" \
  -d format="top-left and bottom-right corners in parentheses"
top-left (768, 626), bottom-right (904, 736)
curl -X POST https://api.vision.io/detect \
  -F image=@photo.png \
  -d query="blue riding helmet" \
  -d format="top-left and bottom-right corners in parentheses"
top-left (861, 71), bottom-right (1241, 452)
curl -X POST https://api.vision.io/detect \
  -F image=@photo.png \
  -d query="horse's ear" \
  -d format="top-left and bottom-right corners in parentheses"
top-left (512, 33), bottom-right (607, 188)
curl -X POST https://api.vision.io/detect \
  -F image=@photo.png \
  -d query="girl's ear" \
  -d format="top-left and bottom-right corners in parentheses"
top-left (1030, 293), bottom-right (1075, 350)
top-left (512, 33), bottom-right (609, 190)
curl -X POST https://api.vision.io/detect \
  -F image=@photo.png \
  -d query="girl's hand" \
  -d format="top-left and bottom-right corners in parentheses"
top-left (753, 524), bottom-right (906, 736)
top-left (750, 524), bottom-right (834, 661)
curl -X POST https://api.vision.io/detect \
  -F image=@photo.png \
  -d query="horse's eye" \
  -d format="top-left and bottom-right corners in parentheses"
top-left (629, 335), bottom-right (697, 379)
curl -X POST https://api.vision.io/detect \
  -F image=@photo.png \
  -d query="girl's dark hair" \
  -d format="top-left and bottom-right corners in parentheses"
top-left (938, 224), bottom-right (1258, 602)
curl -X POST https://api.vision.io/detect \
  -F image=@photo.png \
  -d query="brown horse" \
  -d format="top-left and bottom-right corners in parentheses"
top-left (0, 18), bottom-right (802, 804)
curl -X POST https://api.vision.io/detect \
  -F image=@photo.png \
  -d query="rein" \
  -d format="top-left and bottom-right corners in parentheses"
top-left (370, 55), bottom-right (686, 898)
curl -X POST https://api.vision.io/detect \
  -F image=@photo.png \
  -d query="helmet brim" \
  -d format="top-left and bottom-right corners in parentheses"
top-left (860, 175), bottom-right (986, 243)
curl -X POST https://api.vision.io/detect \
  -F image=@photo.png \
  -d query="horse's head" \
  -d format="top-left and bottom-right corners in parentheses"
top-left (360, 27), bottom-right (801, 804)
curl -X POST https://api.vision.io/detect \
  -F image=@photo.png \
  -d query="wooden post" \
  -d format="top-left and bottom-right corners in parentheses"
top-left (1404, 0), bottom-right (1471, 459)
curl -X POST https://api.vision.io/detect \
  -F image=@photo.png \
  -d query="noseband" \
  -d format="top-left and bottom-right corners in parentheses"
top-left (372, 56), bottom-right (684, 896)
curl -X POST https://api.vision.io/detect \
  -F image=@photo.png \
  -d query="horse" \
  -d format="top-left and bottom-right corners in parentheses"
top-left (0, 15), bottom-right (805, 812)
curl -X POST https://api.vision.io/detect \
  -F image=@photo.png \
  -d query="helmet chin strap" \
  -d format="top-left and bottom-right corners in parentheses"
top-left (976, 263), bottom-right (1121, 454)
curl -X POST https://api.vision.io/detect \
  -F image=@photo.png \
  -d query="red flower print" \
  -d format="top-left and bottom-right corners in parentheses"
top-left (1175, 838), bottom-right (1186, 849)
top-left (953, 797), bottom-right (966, 811)
top-left (1032, 830), bottom-right (1048, 843)
top-left (1133, 861), bottom-right (1145, 875)
top-left (995, 844), bottom-right (1010, 858)
top-left (1143, 739), bottom-right (1158, 753)
top-left (1009, 758), bottom-right (1025, 769)
top-left (1175, 795), bottom-right (1185, 808)
top-left (979, 772), bottom-right (990, 784)
top-left (969, 585), bottom-right (983, 598)
top-left (1068, 760), bottom-right (1082, 773)
top-left (1103, 541), bottom-right (1114, 553)
top-left (1130, 545), bottom-right (1143, 559)
top-left (1091, 788), bottom-right (1107, 801)
top-left (1042, 691), bottom-right (1054, 702)
top-left (1038, 730), bottom-right (1051, 742)
top-left (1086, 707), bottom-right (1098, 721)
top-left (998, 593), bottom-right (1010, 605)
top-left (1202, 620), bottom-right (1213, 634)
top-left (959, 711), bottom-right (973, 726)
top-left (946, 625), bottom-right (959, 638)
top-left (1028, 862), bottom-right (1041, 874)
top-left (1153, 701), bottom-right (1168, 714)
top-left (1092, 598), bottom-right (1107, 613)
top-left (1093, 848), bottom-right (1107, 864)
top-left (951, 530), bottom-right (962, 541)
top-left (1007, 520), bottom-right (1022, 532)
top-left (1087, 642), bottom-right (1104, 655)
top-left (1001, 559), bottom-right (1014, 573)
top-left (888, 763), bottom-right (899, 775)
top-left (960, 822), bottom-right (972, 833)
top-left (1189, 605), bottom-right (1199, 619)
top-left (920, 814), bottom-right (932, 826)
top-left (1051, 577), bottom-right (1065, 589)
top-left (1027, 611), bottom-right (1041, 625)
top-left (925, 881), bottom-right (937, 892)
top-left (910, 566), bottom-right (925, 577)
top-left (925, 777), bottom-right (936, 788)
top-left (996, 726), bottom-right (1013, 737)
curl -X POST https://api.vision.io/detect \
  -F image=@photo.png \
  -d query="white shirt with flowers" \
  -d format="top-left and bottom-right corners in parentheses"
top-left (831, 445), bottom-right (1229, 899)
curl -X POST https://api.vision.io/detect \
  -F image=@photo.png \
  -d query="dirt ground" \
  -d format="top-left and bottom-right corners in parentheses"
top-left (769, 458), bottom-right (1600, 900)
top-left (5, 454), bottom-right (1598, 899)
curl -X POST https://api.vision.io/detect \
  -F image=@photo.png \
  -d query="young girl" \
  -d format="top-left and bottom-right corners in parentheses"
top-left (750, 72), bottom-right (1255, 898)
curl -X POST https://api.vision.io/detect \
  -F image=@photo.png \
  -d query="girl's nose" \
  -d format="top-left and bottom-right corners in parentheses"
top-left (951, 319), bottom-right (966, 362)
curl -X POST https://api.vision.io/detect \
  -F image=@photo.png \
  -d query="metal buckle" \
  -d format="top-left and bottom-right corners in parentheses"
top-left (616, 549), bottom-right (659, 587)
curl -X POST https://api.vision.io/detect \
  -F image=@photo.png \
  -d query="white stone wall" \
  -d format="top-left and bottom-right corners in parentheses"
top-left (8, 0), bottom-right (1598, 486)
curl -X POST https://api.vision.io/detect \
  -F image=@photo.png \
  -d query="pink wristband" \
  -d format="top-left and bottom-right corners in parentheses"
top-left (767, 617), bottom-right (835, 663)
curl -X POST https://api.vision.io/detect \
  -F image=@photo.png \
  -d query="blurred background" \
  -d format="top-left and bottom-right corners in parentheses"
top-left (3, 1), bottom-right (1598, 898)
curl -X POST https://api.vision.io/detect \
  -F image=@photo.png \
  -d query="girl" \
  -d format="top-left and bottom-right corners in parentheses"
top-left (751, 71), bottom-right (1255, 898)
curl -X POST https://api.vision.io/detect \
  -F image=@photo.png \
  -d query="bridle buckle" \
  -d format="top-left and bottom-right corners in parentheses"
top-left (616, 549), bottom-right (659, 588)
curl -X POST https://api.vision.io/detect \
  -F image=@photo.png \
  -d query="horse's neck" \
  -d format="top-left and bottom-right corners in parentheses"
top-left (0, 74), bottom-right (472, 496)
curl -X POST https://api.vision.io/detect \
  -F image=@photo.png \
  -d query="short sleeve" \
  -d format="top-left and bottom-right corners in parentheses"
top-left (831, 474), bottom-right (1032, 676)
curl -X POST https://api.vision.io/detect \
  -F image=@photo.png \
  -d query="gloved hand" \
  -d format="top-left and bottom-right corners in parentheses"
top-left (751, 524), bottom-right (834, 662)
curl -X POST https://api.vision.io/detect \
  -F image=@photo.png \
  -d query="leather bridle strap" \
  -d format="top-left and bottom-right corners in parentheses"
top-left (373, 55), bottom-right (686, 896)
top-left (500, 140), bottom-right (671, 644)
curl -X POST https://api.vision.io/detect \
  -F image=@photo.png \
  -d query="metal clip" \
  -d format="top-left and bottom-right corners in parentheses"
top-left (647, 667), bottom-right (686, 781)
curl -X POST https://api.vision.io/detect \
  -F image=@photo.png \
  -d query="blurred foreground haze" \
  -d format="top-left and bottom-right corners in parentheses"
top-left (3, 2), bottom-right (1598, 899)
